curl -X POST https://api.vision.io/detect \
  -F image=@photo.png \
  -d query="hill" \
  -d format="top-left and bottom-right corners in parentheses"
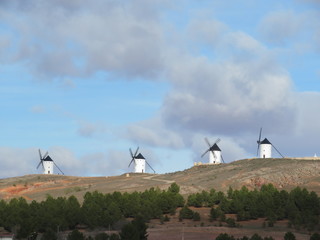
top-left (1, 158), bottom-right (320, 202)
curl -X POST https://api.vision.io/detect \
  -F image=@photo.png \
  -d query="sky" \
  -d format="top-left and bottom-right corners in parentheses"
top-left (0, 0), bottom-right (320, 178)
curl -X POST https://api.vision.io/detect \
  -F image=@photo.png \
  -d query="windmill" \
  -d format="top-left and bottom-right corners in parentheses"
top-left (129, 147), bottom-right (155, 173)
top-left (201, 138), bottom-right (225, 164)
top-left (37, 149), bottom-right (64, 175)
top-left (256, 128), bottom-right (284, 158)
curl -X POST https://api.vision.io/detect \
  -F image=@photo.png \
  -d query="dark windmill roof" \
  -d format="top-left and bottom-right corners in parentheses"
top-left (44, 155), bottom-right (53, 161)
top-left (261, 138), bottom-right (271, 144)
top-left (210, 143), bottom-right (221, 151)
top-left (135, 153), bottom-right (145, 159)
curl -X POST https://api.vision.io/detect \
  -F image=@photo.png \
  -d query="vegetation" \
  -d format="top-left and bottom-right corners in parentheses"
top-left (1, 183), bottom-right (320, 239)
top-left (187, 184), bottom-right (320, 231)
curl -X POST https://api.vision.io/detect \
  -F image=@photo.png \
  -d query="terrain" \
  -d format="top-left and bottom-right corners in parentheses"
top-left (1, 157), bottom-right (320, 202)
top-left (1, 157), bottom-right (320, 240)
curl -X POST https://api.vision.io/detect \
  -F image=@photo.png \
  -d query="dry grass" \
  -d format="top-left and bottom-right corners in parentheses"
top-left (1, 158), bottom-right (320, 202)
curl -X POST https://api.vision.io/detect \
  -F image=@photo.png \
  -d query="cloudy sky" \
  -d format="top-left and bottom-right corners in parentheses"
top-left (1, 0), bottom-right (319, 178)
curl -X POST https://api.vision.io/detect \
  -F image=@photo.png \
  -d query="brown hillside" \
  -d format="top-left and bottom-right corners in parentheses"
top-left (1, 158), bottom-right (320, 202)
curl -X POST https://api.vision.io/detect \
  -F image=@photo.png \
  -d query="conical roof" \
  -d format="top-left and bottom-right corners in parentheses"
top-left (135, 153), bottom-right (145, 159)
top-left (260, 138), bottom-right (271, 144)
top-left (44, 155), bottom-right (53, 161)
top-left (210, 143), bottom-right (221, 151)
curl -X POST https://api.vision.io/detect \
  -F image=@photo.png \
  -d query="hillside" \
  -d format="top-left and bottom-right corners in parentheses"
top-left (1, 158), bottom-right (320, 202)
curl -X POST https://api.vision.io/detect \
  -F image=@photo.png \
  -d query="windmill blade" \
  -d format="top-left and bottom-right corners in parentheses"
top-left (258, 128), bottom-right (262, 143)
top-left (204, 137), bottom-right (212, 148)
top-left (38, 149), bottom-right (43, 159)
top-left (53, 162), bottom-right (65, 175)
top-left (271, 144), bottom-right (284, 158)
top-left (221, 155), bottom-right (225, 163)
top-left (43, 151), bottom-right (49, 159)
top-left (212, 151), bottom-right (217, 160)
top-left (201, 149), bottom-right (210, 158)
top-left (214, 138), bottom-right (221, 145)
top-left (128, 159), bottom-right (135, 167)
top-left (146, 160), bottom-right (156, 173)
top-left (134, 147), bottom-right (139, 158)
top-left (36, 160), bottom-right (43, 169)
top-left (129, 148), bottom-right (134, 158)
top-left (256, 144), bottom-right (260, 156)
top-left (256, 127), bottom-right (262, 156)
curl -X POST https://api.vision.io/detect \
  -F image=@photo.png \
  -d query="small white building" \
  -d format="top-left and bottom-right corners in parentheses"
top-left (43, 155), bottom-right (54, 174)
top-left (259, 138), bottom-right (272, 158)
top-left (134, 153), bottom-right (146, 173)
top-left (209, 144), bottom-right (222, 164)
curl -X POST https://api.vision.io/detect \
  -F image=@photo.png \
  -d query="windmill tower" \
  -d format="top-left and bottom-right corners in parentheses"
top-left (201, 138), bottom-right (225, 164)
top-left (129, 147), bottom-right (155, 173)
top-left (37, 149), bottom-right (64, 175)
top-left (256, 128), bottom-right (284, 158)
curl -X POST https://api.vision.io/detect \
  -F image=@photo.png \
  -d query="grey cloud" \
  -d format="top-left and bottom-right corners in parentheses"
top-left (259, 10), bottom-right (310, 46)
top-left (162, 54), bottom-right (296, 136)
top-left (1, 0), bottom-right (169, 80)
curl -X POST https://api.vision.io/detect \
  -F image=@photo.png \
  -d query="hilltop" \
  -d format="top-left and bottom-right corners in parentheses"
top-left (1, 158), bottom-right (320, 202)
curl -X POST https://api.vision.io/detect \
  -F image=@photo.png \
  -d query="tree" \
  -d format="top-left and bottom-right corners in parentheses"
top-left (95, 232), bottom-right (109, 240)
top-left (168, 183), bottom-right (180, 194)
top-left (284, 232), bottom-right (296, 240)
top-left (310, 233), bottom-right (320, 240)
top-left (67, 229), bottom-right (85, 240)
top-left (215, 233), bottom-right (235, 240)
top-left (250, 234), bottom-right (263, 240)
top-left (109, 233), bottom-right (120, 240)
top-left (41, 228), bottom-right (57, 240)
top-left (120, 216), bottom-right (148, 240)
top-left (179, 206), bottom-right (194, 220)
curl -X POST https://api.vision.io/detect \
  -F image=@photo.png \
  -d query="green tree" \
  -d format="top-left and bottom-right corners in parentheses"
top-left (215, 233), bottom-right (235, 240)
top-left (179, 206), bottom-right (194, 220)
top-left (120, 216), bottom-right (148, 240)
top-left (67, 229), bottom-right (85, 240)
top-left (168, 182), bottom-right (180, 194)
top-left (95, 232), bottom-right (109, 240)
top-left (41, 228), bottom-right (57, 240)
top-left (250, 233), bottom-right (263, 240)
top-left (310, 233), bottom-right (320, 240)
top-left (110, 233), bottom-right (120, 240)
top-left (284, 232), bottom-right (296, 240)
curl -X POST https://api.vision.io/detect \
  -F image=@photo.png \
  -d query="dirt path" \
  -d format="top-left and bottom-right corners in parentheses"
top-left (143, 175), bottom-right (175, 184)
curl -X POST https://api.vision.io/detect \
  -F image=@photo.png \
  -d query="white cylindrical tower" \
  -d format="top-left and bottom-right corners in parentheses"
top-left (134, 153), bottom-right (146, 173)
top-left (43, 156), bottom-right (54, 174)
top-left (259, 138), bottom-right (272, 158)
top-left (209, 144), bottom-right (222, 164)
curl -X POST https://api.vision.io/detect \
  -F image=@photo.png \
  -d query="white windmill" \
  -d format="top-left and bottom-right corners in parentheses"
top-left (256, 128), bottom-right (284, 158)
top-left (201, 138), bottom-right (225, 164)
top-left (129, 147), bottom-right (155, 173)
top-left (37, 149), bottom-right (64, 175)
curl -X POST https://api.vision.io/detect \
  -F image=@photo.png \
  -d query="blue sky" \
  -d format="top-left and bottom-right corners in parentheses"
top-left (0, 0), bottom-right (320, 177)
